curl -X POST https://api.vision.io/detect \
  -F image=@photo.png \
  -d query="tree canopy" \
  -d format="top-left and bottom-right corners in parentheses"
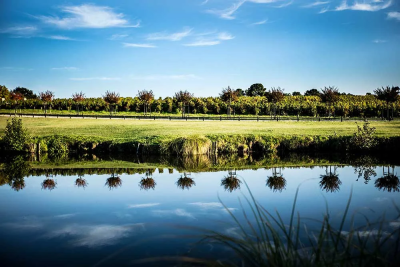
top-left (245, 83), bottom-right (266, 97)
top-left (374, 86), bottom-right (399, 103)
top-left (12, 87), bottom-right (37, 99)
top-left (304, 89), bottom-right (321, 97)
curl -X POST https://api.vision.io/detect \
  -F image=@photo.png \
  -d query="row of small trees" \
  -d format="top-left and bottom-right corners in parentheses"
top-left (0, 85), bottom-right (399, 118)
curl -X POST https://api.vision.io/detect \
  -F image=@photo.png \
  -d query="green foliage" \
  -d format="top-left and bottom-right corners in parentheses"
top-left (374, 86), bottom-right (399, 103)
top-left (351, 122), bottom-right (377, 150)
top-left (12, 87), bottom-right (37, 99)
top-left (167, 135), bottom-right (211, 155)
top-left (245, 83), bottom-right (266, 97)
top-left (3, 118), bottom-right (30, 151)
top-left (198, 184), bottom-right (400, 266)
top-left (0, 85), bottom-right (10, 100)
top-left (47, 136), bottom-right (69, 157)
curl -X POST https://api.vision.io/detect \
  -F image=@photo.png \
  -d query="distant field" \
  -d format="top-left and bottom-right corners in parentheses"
top-left (0, 116), bottom-right (399, 141)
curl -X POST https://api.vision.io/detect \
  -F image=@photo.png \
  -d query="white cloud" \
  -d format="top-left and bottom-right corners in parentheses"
top-left (123, 43), bottom-right (156, 48)
top-left (183, 31), bottom-right (234, 47)
top-left (109, 34), bottom-right (128, 40)
top-left (335, 0), bottom-right (392, 12)
top-left (387, 11), bottom-right (400, 21)
top-left (38, 4), bottom-right (140, 29)
top-left (70, 77), bottom-right (121, 81)
top-left (45, 223), bottom-right (145, 247)
top-left (152, 209), bottom-right (196, 220)
top-left (372, 39), bottom-right (387, 43)
top-left (303, 1), bottom-right (330, 8)
top-left (319, 6), bottom-right (330, 13)
top-left (206, 0), bottom-right (246, 20)
top-left (201, 0), bottom-right (210, 5)
top-left (251, 19), bottom-right (268, 25)
top-left (0, 26), bottom-right (38, 37)
top-left (146, 28), bottom-right (192, 41)
top-left (183, 40), bottom-right (221, 46)
top-left (188, 202), bottom-right (223, 209)
top-left (54, 213), bottom-right (77, 219)
top-left (131, 74), bottom-right (199, 80)
top-left (51, 67), bottom-right (79, 71)
top-left (128, 203), bottom-right (160, 208)
top-left (274, 0), bottom-right (294, 8)
top-left (46, 35), bottom-right (74, 40)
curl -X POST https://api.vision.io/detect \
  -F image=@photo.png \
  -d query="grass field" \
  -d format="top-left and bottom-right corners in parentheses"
top-left (1, 116), bottom-right (399, 141)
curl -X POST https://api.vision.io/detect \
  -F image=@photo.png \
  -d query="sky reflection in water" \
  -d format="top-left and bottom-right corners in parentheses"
top-left (0, 165), bottom-right (399, 266)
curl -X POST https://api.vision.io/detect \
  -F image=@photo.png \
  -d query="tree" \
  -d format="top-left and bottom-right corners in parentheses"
top-left (137, 90), bottom-right (154, 115)
top-left (0, 85), bottom-right (10, 100)
top-left (320, 86), bottom-right (339, 103)
top-left (103, 91), bottom-right (120, 114)
top-left (220, 86), bottom-right (239, 116)
top-left (245, 83), bottom-right (266, 97)
top-left (72, 92), bottom-right (85, 114)
top-left (174, 90), bottom-right (194, 116)
top-left (304, 89), bottom-right (321, 97)
top-left (39, 90), bottom-right (55, 113)
top-left (292, 91), bottom-right (301, 96)
top-left (10, 92), bottom-right (24, 113)
top-left (374, 86), bottom-right (399, 120)
top-left (235, 88), bottom-right (244, 97)
top-left (266, 87), bottom-right (285, 103)
top-left (3, 118), bottom-right (30, 151)
top-left (12, 87), bottom-right (37, 99)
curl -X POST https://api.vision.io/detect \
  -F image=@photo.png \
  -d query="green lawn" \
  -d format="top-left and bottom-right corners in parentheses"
top-left (1, 116), bottom-right (399, 141)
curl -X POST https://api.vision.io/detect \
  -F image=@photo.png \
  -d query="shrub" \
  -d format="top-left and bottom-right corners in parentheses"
top-left (47, 137), bottom-right (69, 157)
top-left (351, 122), bottom-right (377, 150)
top-left (2, 118), bottom-right (30, 151)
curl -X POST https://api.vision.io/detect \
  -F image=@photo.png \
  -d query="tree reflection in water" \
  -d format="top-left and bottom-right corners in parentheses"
top-left (375, 166), bottom-right (400, 192)
top-left (139, 170), bottom-right (156, 190)
top-left (0, 155), bottom-right (30, 191)
top-left (105, 173), bottom-right (122, 190)
top-left (176, 172), bottom-right (195, 190)
top-left (75, 175), bottom-right (88, 188)
top-left (221, 170), bottom-right (241, 192)
top-left (42, 173), bottom-right (57, 191)
top-left (353, 156), bottom-right (377, 184)
top-left (266, 167), bottom-right (286, 192)
top-left (319, 166), bottom-right (341, 193)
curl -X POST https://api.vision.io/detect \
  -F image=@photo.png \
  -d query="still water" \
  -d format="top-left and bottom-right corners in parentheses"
top-left (0, 162), bottom-right (399, 266)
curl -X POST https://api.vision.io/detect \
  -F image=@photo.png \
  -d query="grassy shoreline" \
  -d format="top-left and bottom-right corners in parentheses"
top-left (1, 117), bottom-right (400, 155)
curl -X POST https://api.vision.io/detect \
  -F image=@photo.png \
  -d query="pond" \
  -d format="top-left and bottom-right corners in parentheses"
top-left (0, 154), bottom-right (399, 266)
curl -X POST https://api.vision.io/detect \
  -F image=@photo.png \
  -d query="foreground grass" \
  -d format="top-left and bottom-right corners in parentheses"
top-left (0, 117), bottom-right (399, 141)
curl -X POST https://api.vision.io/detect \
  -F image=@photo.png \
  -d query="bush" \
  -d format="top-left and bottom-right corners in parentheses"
top-left (2, 118), bottom-right (30, 151)
top-left (351, 122), bottom-right (377, 150)
top-left (47, 136), bottom-right (69, 157)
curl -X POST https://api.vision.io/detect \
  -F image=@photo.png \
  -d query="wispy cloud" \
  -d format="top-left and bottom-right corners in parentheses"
top-left (109, 34), bottom-right (129, 40)
top-left (372, 39), bottom-right (387, 43)
top-left (387, 11), bottom-right (400, 21)
top-left (70, 77), bottom-right (121, 81)
top-left (274, 0), bottom-right (293, 8)
top-left (188, 202), bottom-right (223, 209)
top-left (183, 31), bottom-right (234, 46)
top-left (319, 6), bottom-right (330, 13)
top-left (37, 4), bottom-right (140, 29)
top-left (303, 1), bottom-right (330, 8)
top-left (201, 0), bottom-right (210, 5)
top-left (146, 28), bottom-right (193, 41)
top-left (251, 19), bottom-right (268, 25)
top-left (51, 67), bottom-right (78, 71)
top-left (123, 43), bottom-right (156, 48)
top-left (152, 209), bottom-right (196, 220)
top-left (335, 0), bottom-right (392, 12)
top-left (54, 213), bottom-right (77, 219)
top-left (206, 0), bottom-right (246, 20)
top-left (46, 35), bottom-right (75, 40)
top-left (0, 26), bottom-right (38, 37)
top-left (45, 223), bottom-right (145, 247)
top-left (128, 203), bottom-right (160, 208)
top-left (131, 74), bottom-right (199, 80)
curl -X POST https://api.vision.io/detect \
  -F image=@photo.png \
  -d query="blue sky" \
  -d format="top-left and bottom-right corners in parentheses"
top-left (0, 0), bottom-right (399, 98)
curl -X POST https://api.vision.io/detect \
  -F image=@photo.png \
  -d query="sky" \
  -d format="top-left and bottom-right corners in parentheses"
top-left (0, 0), bottom-right (400, 98)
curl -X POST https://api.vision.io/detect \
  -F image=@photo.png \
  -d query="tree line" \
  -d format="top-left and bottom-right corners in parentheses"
top-left (0, 84), bottom-right (399, 118)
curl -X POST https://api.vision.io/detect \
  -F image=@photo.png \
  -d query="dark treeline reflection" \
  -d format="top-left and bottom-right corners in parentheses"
top-left (176, 172), bottom-right (195, 190)
top-left (319, 166), bottom-right (341, 193)
top-left (266, 167), bottom-right (286, 192)
top-left (375, 166), bottom-right (400, 192)
top-left (221, 170), bottom-right (241, 192)
top-left (0, 153), bottom-right (399, 193)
